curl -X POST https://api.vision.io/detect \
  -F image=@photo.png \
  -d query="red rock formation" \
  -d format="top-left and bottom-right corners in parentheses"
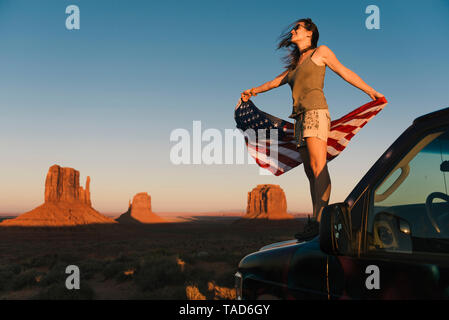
top-left (43, 165), bottom-right (92, 206)
top-left (1, 165), bottom-right (116, 226)
top-left (78, 176), bottom-right (91, 206)
top-left (243, 184), bottom-right (293, 220)
top-left (116, 192), bottom-right (166, 224)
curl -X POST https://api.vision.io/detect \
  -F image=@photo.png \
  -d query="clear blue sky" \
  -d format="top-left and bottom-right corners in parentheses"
top-left (0, 0), bottom-right (448, 214)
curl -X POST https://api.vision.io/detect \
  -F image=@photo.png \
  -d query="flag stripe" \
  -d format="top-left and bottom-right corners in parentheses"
top-left (246, 142), bottom-right (302, 168)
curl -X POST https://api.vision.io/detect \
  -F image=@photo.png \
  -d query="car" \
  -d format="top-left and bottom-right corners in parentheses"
top-left (235, 106), bottom-right (449, 300)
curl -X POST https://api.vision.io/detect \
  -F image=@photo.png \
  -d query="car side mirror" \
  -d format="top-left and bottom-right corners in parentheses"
top-left (371, 211), bottom-right (412, 253)
top-left (320, 202), bottom-right (353, 256)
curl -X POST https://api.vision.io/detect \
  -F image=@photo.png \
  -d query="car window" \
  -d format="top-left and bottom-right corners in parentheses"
top-left (367, 126), bottom-right (449, 256)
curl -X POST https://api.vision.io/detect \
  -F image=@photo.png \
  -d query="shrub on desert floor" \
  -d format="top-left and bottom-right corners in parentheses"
top-left (134, 285), bottom-right (187, 300)
top-left (32, 282), bottom-right (95, 300)
top-left (103, 261), bottom-right (134, 281)
top-left (213, 269), bottom-right (236, 289)
top-left (78, 259), bottom-right (105, 280)
top-left (184, 281), bottom-right (236, 300)
top-left (11, 269), bottom-right (42, 291)
top-left (100, 252), bottom-right (143, 282)
top-left (39, 262), bottom-right (71, 287)
top-left (178, 247), bottom-right (248, 268)
top-left (22, 254), bottom-right (56, 269)
top-left (0, 264), bottom-right (22, 291)
top-left (134, 255), bottom-right (186, 292)
top-left (207, 281), bottom-right (236, 300)
top-left (186, 284), bottom-right (206, 300)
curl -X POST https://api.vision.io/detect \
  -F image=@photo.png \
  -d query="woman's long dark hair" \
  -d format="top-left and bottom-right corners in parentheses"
top-left (277, 18), bottom-right (319, 71)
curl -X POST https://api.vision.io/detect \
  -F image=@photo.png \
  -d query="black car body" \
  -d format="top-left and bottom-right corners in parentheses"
top-left (235, 106), bottom-right (449, 299)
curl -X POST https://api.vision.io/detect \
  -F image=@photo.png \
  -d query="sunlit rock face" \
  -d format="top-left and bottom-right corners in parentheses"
top-left (243, 184), bottom-right (293, 220)
top-left (116, 192), bottom-right (166, 224)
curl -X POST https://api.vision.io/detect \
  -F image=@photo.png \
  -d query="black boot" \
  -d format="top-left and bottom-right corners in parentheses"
top-left (294, 216), bottom-right (320, 241)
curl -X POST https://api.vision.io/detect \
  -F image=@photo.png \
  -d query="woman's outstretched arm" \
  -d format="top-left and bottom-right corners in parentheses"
top-left (241, 70), bottom-right (288, 101)
top-left (317, 45), bottom-right (384, 100)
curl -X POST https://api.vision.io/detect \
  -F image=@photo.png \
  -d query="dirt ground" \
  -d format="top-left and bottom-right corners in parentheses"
top-left (0, 216), bottom-right (306, 300)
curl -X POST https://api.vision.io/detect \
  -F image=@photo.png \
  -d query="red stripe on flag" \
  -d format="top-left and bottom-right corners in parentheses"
top-left (246, 142), bottom-right (301, 168)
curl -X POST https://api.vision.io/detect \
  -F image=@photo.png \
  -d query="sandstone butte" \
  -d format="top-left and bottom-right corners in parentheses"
top-left (116, 192), bottom-right (166, 224)
top-left (241, 184), bottom-right (294, 220)
top-left (0, 165), bottom-right (116, 227)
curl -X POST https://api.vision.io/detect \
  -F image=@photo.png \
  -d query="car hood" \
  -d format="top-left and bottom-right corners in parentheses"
top-left (259, 239), bottom-right (303, 251)
top-left (238, 237), bottom-right (313, 284)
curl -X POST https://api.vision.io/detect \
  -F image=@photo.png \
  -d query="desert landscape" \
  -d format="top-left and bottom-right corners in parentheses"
top-left (0, 165), bottom-right (308, 300)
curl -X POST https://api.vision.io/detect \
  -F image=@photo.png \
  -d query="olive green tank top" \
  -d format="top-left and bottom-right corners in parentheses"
top-left (286, 48), bottom-right (328, 119)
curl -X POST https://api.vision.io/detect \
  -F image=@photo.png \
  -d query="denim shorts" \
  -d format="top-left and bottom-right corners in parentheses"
top-left (294, 109), bottom-right (331, 148)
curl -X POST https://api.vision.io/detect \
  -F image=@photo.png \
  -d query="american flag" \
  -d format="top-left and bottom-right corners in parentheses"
top-left (234, 97), bottom-right (388, 176)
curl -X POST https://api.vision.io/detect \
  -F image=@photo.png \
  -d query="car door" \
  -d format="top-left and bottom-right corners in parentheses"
top-left (329, 124), bottom-right (449, 299)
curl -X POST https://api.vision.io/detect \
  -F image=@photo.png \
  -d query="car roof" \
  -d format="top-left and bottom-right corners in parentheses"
top-left (414, 106), bottom-right (449, 125)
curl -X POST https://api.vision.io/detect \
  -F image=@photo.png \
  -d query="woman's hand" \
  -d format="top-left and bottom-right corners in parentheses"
top-left (241, 88), bottom-right (257, 102)
top-left (367, 90), bottom-right (384, 101)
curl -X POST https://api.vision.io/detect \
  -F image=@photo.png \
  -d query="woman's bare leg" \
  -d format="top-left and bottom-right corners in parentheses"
top-left (305, 137), bottom-right (331, 222)
top-left (298, 146), bottom-right (316, 212)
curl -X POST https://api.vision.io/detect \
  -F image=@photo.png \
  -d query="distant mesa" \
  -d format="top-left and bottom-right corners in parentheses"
top-left (44, 164), bottom-right (91, 205)
top-left (240, 184), bottom-right (293, 221)
top-left (1, 165), bottom-right (116, 227)
top-left (116, 192), bottom-right (166, 224)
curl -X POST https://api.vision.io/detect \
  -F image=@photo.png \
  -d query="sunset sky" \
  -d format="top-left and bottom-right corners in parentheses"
top-left (0, 0), bottom-right (448, 215)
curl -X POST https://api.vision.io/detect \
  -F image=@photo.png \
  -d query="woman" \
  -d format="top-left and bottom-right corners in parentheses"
top-left (241, 18), bottom-right (383, 238)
